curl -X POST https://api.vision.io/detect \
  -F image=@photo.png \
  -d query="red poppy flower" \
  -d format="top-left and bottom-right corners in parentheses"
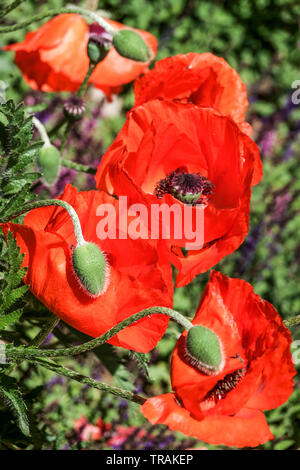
top-left (74, 416), bottom-right (111, 442)
top-left (141, 271), bottom-right (296, 448)
top-left (0, 185), bottom-right (173, 352)
top-left (3, 14), bottom-right (157, 98)
top-left (96, 99), bottom-right (262, 287)
top-left (134, 53), bottom-right (252, 136)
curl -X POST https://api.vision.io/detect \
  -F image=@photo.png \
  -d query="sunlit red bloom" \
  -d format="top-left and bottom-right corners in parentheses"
top-left (4, 14), bottom-right (157, 98)
top-left (141, 271), bottom-right (296, 448)
top-left (107, 426), bottom-right (148, 448)
top-left (96, 100), bottom-right (262, 287)
top-left (134, 53), bottom-right (252, 136)
top-left (74, 416), bottom-right (111, 442)
top-left (0, 185), bottom-right (173, 352)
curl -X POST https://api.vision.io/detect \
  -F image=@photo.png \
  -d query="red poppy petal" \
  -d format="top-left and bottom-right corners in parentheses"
top-left (0, 186), bottom-right (173, 353)
top-left (141, 393), bottom-right (273, 448)
top-left (134, 52), bottom-right (250, 132)
top-left (4, 14), bottom-right (157, 96)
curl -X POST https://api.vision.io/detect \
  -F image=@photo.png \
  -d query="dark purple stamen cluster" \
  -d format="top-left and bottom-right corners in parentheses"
top-left (64, 96), bottom-right (86, 120)
top-left (89, 23), bottom-right (113, 47)
top-left (155, 170), bottom-right (214, 206)
top-left (204, 367), bottom-right (246, 403)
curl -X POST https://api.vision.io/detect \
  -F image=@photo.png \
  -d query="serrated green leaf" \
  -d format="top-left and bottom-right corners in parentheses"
top-left (0, 231), bottom-right (27, 331)
top-left (0, 309), bottom-right (22, 329)
top-left (1, 286), bottom-right (28, 312)
top-left (0, 374), bottom-right (30, 436)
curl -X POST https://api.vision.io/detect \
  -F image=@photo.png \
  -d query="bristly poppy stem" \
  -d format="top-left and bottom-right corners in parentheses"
top-left (32, 117), bottom-right (51, 147)
top-left (0, 0), bottom-right (25, 19)
top-left (59, 121), bottom-right (73, 154)
top-left (30, 315), bottom-right (60, 348)
top-left (29, 356), bottom-right (146, 405)
top-left (283, 315), bottom-right (300, 328)
top-left (1, 199), bottom-right (86, 247)
top-left (61, 159), bottom-right (97, 175)
top-left (0, 6), bottom-right (116, 35)
top-left (77, 62), bottom-right (95, 98)
top-left (6, 307), bottom-right (193, 360)
top-left (59, 62), bottom-right (94, 154)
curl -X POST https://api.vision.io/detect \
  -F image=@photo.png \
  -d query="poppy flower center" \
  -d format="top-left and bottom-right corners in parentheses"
top-left (88, 23), bottom-right (113, 46)
top-left (204, 367), bottom-right (246, 404)
top-left (155, 171), bottom-right (214, 206)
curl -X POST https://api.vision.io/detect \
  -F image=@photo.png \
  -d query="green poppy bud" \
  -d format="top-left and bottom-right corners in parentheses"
top-left (72, 242), bottom-right (109, 297)
top-left (37, 144), bottom-right (60, 186)
top-left (87, 23), bottom-right (113, 64)
top-left (87, 40), bottom-right (110, 64)
top-left (185, 325), bottom-right (224, 375)
top-left (113, 29), bottom-right (152, 62)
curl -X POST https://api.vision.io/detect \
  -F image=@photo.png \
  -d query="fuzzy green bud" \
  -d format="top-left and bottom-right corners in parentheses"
top-left (113, 29), bottom-right (152, 62)
top-left (72, 242), bottom-right (109, 297)
top-left (87, 23), bottom-right (113, 65)
top-left (37, 144), bottom-right (60, 186)
top-left (185, 325), bottom-right (224, 375)
top-left (87, 40), bottom-right (110, 64)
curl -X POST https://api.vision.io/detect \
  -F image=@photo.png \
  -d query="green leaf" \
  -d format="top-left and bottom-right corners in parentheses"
top-left (0, 309), bottom-right (22, 330)
top-left (0, 374), bottom-right (30, 436)
top-left (0, 99), bottom-right (39, 221)
top-left (0, 231), bottom-right (28, 331)
top-left (274, 439), bottom-right (295, 450)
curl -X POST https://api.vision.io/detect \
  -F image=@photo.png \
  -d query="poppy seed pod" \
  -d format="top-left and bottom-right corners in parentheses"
top-left (113, 29), bottom-right (152, 62)
top-left (63, 96), bottom-right (86, 120)
top-left (185, 325), bottom-right (224, 375)
top-left (37, 144), bottom-right (60, 185)
top-left (72, 242), bottom-right (109, 297)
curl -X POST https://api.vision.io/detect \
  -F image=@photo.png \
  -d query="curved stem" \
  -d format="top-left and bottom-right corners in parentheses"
top-left (59, 62), bottom-right (94, 154)
top-left (32, 117), bottom-right (51, 147)
top-left (0, 6), bottom-right (116, 34)
top-left (61, 159), bottom-right (97, 175)
top-left (1, 199), bottom-right (86, 246)
top-left (31, 356), bottom-right (146, 405)
top-left (30, 315), bottom-right (60, 348)
top-left (0, 0), bottom-right (25, 19)
top-left (284, 315), bottom-right (300, 328)
top-left (77, 63), bottom-right (95, 98)
top-left (59, 121), bottom-right (73, 155)
top-left (7, 307), bottom-right (193, 360)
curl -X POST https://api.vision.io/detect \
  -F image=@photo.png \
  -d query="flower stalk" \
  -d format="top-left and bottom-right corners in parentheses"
top-left (29, 356), bottom-right (146, 405)
top-left (6, 307), bottom-right (193, 360)
top-left (1, 199), bottom-right (86, 246)
top-left (0, 6), bottom-right (116, 34)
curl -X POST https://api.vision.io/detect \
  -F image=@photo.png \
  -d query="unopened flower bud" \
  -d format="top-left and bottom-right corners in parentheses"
top-left (87, 23), bottom-right (113, 64)
top-left (185, 325), bottom-right (224, 375)
top-left (37, 144), bottom-right (60, 186)
top-left (72, 242), bottom-right (109, 297)
top-left (112, 29), bottom-right (152, 62)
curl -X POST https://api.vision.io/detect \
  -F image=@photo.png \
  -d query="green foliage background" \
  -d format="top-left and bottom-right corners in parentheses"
top-left (0, 0), bottom-right (300, 451)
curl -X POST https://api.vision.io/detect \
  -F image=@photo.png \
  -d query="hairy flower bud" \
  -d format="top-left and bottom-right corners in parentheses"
top-left (37, 144), bottom-right (60, 185)
top-left (185, 325), bottom-right (224, 375)
top-left (72, 242), bottom-right (109, 297)
top-left (87, 23), bottom-right (113, 64)
top-left (113, 29), bottom-right (152, 62)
